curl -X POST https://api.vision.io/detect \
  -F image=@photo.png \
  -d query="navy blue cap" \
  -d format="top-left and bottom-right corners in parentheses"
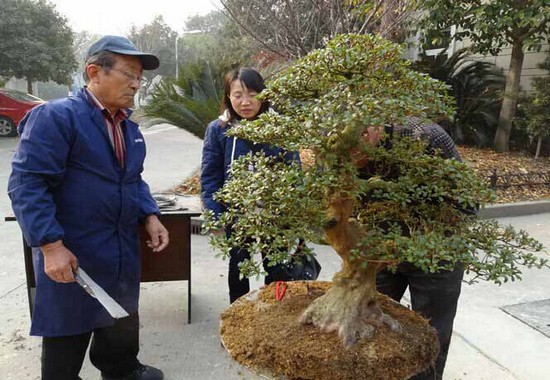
top-left (86, 35), bottom-right (160, 70)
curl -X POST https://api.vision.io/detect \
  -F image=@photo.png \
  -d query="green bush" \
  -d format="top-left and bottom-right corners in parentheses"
top-left (143, 61), bottom-right (222, 139)
top-left (412, 49), bottom-right (505, 146)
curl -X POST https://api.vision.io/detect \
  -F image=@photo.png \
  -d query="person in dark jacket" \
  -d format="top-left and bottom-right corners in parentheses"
top-left (367, 118), bottom-right (464, 380)
top-left (201, 68), bottom-right (300, 303)
top-left (8, 36), bottom-right (168, 380)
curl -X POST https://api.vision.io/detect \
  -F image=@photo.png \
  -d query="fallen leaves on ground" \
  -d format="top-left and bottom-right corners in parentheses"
top-left (458, 146), bottom-right (550, 203)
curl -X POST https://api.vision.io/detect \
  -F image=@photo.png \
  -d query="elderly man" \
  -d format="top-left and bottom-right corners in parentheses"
top-left (8, 36), bottom-right (168, 380)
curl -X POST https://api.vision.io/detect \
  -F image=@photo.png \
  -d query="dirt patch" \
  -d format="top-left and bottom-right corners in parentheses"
top-left (220, 281), bottom-right (439, 380)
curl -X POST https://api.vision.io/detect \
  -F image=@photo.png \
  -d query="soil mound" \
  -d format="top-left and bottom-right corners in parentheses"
top-left (220, 281), bottom-right (439, 380)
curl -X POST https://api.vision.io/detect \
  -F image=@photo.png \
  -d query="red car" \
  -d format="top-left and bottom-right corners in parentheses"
top-left (0, 88), bottom-right (43, 137)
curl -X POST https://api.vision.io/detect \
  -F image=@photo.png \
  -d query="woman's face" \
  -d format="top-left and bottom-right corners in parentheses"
top-left (229, 79), bottom-right (262, 120)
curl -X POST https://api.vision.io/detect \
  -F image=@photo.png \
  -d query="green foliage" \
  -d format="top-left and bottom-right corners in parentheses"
top-left (205, 34), bottom-right (548, 282)
top-left (232, 34), bottom-right (454, 153)
top-left (420, 1), bottom-right (550, 56)
top-left (0, 0), bottom-right (76, 87)
top-left (143, 62), bottom-right (222, 138)
top-left (412, 49), bottom-right (505, 146)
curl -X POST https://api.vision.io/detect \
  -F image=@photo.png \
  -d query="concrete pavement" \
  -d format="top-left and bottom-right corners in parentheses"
top-left (1, 124), bottom-right (549, 379)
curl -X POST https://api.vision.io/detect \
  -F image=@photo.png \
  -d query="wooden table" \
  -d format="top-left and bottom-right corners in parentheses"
top-left (6, 210), bottom-right (201, 324)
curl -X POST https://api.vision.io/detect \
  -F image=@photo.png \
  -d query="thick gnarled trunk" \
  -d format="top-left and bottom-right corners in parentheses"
top-left (300, 196), bottom-right (400, 347)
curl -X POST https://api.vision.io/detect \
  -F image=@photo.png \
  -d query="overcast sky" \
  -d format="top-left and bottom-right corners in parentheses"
top-left (49, 0), bottom-right (221, 35)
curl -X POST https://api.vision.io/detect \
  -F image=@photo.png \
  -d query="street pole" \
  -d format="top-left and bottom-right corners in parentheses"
top-left (175, 35), bottom-right (179, 79)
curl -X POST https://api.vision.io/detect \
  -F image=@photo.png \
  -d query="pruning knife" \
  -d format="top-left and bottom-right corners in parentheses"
top-left (74, 267), bottom-right (129, 319)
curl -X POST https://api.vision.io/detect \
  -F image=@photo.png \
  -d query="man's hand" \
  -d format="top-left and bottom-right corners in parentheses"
top-left (145, 214), bottom-right (169, 252)
top-left (41, 240), bottom-right (78, 283)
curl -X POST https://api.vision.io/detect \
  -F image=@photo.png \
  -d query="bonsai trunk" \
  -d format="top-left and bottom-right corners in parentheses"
top-left (300, 196), bottom-right (401, 347)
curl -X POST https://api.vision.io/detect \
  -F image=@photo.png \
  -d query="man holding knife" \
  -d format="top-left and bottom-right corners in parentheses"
top-left (8, 36), bottom-right (168, 380)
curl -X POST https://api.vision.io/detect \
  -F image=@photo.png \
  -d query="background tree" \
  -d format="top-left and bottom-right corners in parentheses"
top-left (127, 15), bottom-right (178, 98)
top-left (220, 0), bottom-right (419, 58)
top-left (205, 34), bottom-right (547, 348)
top-left (179, 11), bottom-right (256, 76)
top-left (420, 0), bottom-right (550, 152)
top-left (185, 11), bottom-right (228, 33)
top-left (73, 31), bottom-right (101, 72)
top-left (0, 0), bottom-right (76, 94)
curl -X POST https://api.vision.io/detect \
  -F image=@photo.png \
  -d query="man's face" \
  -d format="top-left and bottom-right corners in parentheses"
top-left (364, 126), bottom-right (383, 146)
top-left (87, 54), bottom-right (143, 114)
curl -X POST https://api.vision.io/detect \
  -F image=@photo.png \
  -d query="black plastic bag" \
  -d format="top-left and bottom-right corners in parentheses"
top-left (280, 240), bottom-right (322, 281)
top-left (284, 254), bottom-right (322, 281)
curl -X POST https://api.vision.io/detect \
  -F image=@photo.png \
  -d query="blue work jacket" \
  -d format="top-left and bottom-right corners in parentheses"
top-left (200, 118), bottom-right (300, 218)
top-left (7, 88), bottom-right (159, 337)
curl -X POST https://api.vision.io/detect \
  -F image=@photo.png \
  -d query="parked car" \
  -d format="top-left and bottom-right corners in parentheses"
top-left (0, 88), bottom-right (44, 137)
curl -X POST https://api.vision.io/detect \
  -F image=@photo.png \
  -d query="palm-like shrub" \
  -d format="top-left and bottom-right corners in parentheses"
top-left (143, 61), bottom-right (222, 139)
top-left (413, 49), bottom-right (505, 146)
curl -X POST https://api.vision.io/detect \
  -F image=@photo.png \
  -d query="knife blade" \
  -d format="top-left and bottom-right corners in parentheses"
top-left (74, 267), bottom-right (129, 319)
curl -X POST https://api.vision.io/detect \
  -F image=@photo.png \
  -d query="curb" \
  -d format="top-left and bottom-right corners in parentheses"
top-left (479, 200), bottom-right (550, 219)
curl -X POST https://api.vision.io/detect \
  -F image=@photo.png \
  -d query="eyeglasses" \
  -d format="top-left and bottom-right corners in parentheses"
top-left (229, 93), bottom-right (259, 102)
top-left (110, 68), bottom-right (145, 85)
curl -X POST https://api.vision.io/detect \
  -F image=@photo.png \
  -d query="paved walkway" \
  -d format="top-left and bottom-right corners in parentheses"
top-left (1, 125), bottom-right (549, 379)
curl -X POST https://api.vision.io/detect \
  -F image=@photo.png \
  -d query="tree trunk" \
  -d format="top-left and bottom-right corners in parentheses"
top-left (494, 41), bottom-right (525, 152)
top-left (451, 123), bottom-right (464, 145)
top-left (27, 79), bottom-right (33, 95)
top-left (380, 1), bottom-right (397, 40)
top-left (300, 196), bottom-right (400, 347)
top-left (535, 136), bottom-right (542, 159)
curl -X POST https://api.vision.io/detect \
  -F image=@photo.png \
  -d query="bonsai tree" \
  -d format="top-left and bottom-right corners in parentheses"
top-left (205, 34), bottom-right (547, 348)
